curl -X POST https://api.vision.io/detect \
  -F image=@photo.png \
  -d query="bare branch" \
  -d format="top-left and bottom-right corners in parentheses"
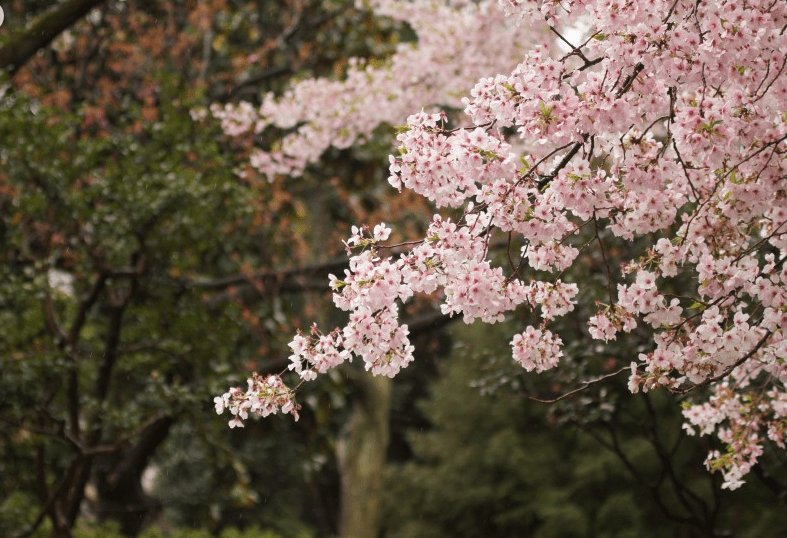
top-left (528, 366), bottom-right (629, 404)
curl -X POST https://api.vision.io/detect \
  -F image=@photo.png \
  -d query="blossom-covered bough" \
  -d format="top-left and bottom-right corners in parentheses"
top-left (216, 0), bottom-right (787, 490)
top-left (210, 0), bottom-right (533, 179)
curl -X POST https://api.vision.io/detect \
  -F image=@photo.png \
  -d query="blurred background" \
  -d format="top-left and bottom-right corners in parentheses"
top-left (1, 2), bottom-right (787, 538)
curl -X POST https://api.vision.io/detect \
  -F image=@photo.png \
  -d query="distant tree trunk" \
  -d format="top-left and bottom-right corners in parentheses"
top-left (336, 372), bottom-right (392, 538)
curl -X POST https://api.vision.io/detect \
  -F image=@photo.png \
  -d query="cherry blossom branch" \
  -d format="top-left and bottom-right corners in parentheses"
top-left (216, 0), bottom-right (787, 490)
top-left (753, 54), bottom-right (787, 102)
top-left (592, 213), bottom-right (616, 306)
top-left (614, 62), bottom-right (645, 97)
top-left (671, 330), bottom-right (774, 395)
top-left (536, 141), bottom-right (583, 190)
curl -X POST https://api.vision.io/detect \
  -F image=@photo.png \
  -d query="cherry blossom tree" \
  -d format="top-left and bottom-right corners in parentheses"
top-left (217, 0), bottom-right (787, 490)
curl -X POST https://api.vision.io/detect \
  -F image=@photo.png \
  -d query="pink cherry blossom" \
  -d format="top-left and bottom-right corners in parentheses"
top-left (217, 0), bottom-right (787, 488)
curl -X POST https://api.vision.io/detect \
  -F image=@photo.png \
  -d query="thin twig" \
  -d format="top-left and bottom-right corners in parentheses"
top-left (528, 366), bottom-right (629, 403)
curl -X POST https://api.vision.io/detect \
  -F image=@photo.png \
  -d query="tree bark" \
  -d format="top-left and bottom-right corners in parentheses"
top-left (334, 310), bottom-right (452, 538)
top-left (95, 415), bottom-right (175, 536)
top-left (336, 372), bottom-right (392, 538)
top-left (0, 0), bottom-right (108, 74)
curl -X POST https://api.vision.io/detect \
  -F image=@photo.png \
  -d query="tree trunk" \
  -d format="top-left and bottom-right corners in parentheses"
top-left (336, 372), bottom-right (392, 538)
top-left (95, 415), bottom-right (174, 536)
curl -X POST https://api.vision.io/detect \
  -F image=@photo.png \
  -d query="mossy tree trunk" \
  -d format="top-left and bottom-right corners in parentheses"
top-left (336, 371), bottom-right (392, 538)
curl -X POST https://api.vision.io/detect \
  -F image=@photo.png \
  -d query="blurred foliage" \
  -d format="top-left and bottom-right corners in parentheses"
top-left (71, 521), bottom-right (311, 538)
top-left (381, 321), bottom-right (787, 538)
top-left (0, 0), bottom-right (421, 536)
top-left (0, 77), bottom-right (293, 537)
top-left (0, 514), bottom-right (303, 538)
top-left (149, 413), bottom-right (341, 536)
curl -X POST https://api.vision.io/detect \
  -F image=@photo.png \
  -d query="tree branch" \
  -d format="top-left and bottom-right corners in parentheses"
top-left (10, 456), bottom-right (80, 538)
top-left (0, 0), bottom-right (108, 75)
top-left (101, 415), bottom-right (174, 492)
top-left (671, 330), bottom-right (773, 395)
top-left (197, 257), bottom-right (349, 306)
top-left (527, 366), bottom-right (628, 404)
top-left (191, 257), bottom-right (348, 290)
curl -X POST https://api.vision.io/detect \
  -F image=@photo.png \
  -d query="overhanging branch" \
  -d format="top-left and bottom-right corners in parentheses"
top-left (0, 0), bottom-right (108, 74)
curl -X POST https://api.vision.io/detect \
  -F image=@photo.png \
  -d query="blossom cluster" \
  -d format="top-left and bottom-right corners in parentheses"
top-left (511, 326), bottom-right (563, 372)
top-left (214, 373), bottom-right (300, 427)
top-left (218, 0), bottom-right (787, 488)
top-left (211, 0), bottom-right (541, 180)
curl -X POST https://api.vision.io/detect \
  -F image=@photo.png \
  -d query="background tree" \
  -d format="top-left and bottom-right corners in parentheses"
top-left (0, 1), bottom-right (433, 537)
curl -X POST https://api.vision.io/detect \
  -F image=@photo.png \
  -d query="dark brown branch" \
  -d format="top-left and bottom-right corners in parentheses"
top-left (218, 66), bottom-right (294, 101)
top-left (536, 141), bottom-right (583, 190)
top-left (752, 462), bottom-right (787, 501)
top-left (101, 415), bottom-right (174, 491)
top-left (577, 420), bottom-right (694, 525)
top-left (0, 0), bottom-right (108, 75)
top-left (68, 272), bottom-right (107, 345)
top-left (66, 268), bottom-right (138, 525)
top-left (50, 271), bottom-right (110, 443)
top-left (753, 54), bottom-right (787, 103)
top-left (527, 366), bottom-right (628, 404)
top-left (405, 309), bottom-right (455, 336)
top-left (67, 367), bottom-right (80, 440)
top-left (191, 257), bottom-right (348, 290)
top-left (94, 415), bottom-right (175, 535)
top-left (615, 62), bottom-right (645, 97)
top-left (642, 393), bottom-right (713, 530)
top-left (94, 303), bottom-right (128, 404)
top-left (10, 456), bottom-right (80, 538)
top-left (593, 212), bottom-right (616, 306)
top-left (35, 445), bottom-right (49, 506)
top-left (199, 257), bottom-right (349, 306)
top-left (671, 138), bottom-right (699, 201)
